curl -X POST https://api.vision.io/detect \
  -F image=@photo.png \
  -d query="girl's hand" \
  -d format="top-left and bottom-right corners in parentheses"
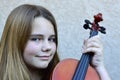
top-left (82, 35), bottom-right (104, 68)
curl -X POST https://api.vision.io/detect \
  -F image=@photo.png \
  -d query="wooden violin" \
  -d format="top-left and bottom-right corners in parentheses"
top-left (51, 13), bottom-right (106, 80)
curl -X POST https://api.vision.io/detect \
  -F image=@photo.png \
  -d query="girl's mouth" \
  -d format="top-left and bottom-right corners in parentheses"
top-left (35, 55), bottom-right (52, 60)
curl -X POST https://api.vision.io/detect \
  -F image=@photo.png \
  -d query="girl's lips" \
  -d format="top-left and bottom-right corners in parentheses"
top-left (35, 55), bottom-right (51, 60)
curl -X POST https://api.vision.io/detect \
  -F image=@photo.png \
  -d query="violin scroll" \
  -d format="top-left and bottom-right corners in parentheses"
top-left (83, 13), bottom-right (106, 34)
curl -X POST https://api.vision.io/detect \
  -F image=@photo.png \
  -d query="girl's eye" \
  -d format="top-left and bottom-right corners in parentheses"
top-left (30, 37), bottom-right (42, 42)
top-left (48, 37), bottom-right (56, 42)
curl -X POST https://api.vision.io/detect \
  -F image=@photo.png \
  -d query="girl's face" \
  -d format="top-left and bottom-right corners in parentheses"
top-left (23, 17), bottom-right (56, 69)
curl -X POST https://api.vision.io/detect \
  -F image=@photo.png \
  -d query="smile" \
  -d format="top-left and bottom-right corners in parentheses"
top-left (35, 55), bottom-right (52, 60)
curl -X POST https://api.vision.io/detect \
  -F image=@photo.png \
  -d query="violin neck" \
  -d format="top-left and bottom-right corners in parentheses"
top-left (72, 30), bottom-right (98, 80)
top-left (89, 30), bottom-right (98, 38)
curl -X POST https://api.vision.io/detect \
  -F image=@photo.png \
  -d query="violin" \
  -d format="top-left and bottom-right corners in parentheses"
top-left (51, 13), bottom-right (106, 80)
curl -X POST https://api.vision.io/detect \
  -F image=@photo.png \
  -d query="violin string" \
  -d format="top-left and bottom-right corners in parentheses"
top-left (80, 54), bottom-right (90, 80)
top-left (77, 54), bottom-right (89, 80)
top-left (73, 54), bottom-right (90, 80)
top-left (73, 54), bottom-right (85, 80)
top-left (79, 54), bottom-right (88, 79)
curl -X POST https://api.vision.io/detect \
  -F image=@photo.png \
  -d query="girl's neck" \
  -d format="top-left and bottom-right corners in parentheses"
top-left (30, 70), bottom-right (41, 80)
top-left (28, 66), bottom-right (44, 80)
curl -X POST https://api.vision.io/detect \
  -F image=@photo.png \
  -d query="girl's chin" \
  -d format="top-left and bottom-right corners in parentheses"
top-left (34, 62), bottom-right (49, 69)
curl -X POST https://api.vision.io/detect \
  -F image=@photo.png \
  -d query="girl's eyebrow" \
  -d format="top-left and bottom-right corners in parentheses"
top-left (30, 34), bottom-right (55, 37)
top-left (50, 35), bottom-right (56, 37)
top-left (30, 34), bottom-right (43, 37)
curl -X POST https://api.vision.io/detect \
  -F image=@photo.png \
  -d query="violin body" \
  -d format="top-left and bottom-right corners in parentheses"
top-left (51, 59), bottom-right (100, 80)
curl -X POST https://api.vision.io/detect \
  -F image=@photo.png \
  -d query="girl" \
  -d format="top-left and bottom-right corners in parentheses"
top-left (0, 4), bottom-right (110, 80)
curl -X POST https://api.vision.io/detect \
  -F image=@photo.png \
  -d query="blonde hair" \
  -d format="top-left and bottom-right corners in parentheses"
top-left (0, 4), bottom-right (59, 80)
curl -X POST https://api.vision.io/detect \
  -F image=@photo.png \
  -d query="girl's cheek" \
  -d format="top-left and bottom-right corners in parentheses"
top-left (24, 42), bottom-right (41, 54)
top-left (53, 44), bottom-right (57, 52)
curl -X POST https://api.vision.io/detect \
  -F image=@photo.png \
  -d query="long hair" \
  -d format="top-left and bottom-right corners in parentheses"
top-left (0, 4), bottom-right (59, 80)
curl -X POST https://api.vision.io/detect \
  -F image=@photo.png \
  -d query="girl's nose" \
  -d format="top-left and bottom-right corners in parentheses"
top-left (41, 40), bottom-right (51, 52)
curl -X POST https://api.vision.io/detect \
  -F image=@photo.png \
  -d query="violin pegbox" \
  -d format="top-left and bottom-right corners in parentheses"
top-left (83, 13), bottom-right (106, 35)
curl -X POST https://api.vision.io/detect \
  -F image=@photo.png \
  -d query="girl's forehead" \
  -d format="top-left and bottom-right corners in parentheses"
top-left (31, 17), bottom-right (55, 35)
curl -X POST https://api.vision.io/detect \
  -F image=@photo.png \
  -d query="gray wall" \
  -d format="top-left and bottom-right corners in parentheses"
top-left (0, 0), bottom-right (120, 80)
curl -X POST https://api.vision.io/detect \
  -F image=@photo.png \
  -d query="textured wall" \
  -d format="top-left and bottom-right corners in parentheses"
top-left (0, 0), bottom-right (120, 80)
